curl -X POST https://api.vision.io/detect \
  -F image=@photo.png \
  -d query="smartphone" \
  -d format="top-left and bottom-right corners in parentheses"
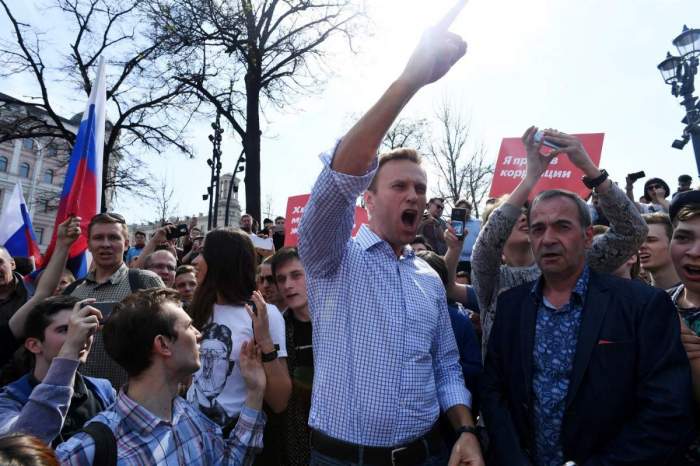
top-left (166, 224), bottom-right (189, 240)
top-left (533, 130), bottom-right (562, 151)
top-left (451, 208), bottom-right (467, 241)
top-left (82, 301), bottom-right (118, 324)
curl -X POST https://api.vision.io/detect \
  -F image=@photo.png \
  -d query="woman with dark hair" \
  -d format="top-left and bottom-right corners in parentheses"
top-left (0, 434), bottom-right (59, 466)
top-left (188, 228), bottom-right (291, 436)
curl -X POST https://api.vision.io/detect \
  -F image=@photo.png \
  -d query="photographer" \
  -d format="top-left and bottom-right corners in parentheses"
top-left (626, 173), bottom-right (671, 213)
top-left (132, 223), bottom-right (186, 270)
top-left (0, 297), bottom-right (115, 446)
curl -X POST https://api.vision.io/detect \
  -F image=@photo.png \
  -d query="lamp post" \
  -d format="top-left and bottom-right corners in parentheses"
top-left (203, 113), bottom-right (224, 230)
top-left (224, 148), bottom-right (246, 226)
top-left (658, 25), bottom-right (700, 176)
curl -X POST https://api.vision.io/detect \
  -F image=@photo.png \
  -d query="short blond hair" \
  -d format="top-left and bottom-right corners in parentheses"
top-left (674, 203), bottom-right (700, 227)
top-left (367, 148), bottom-right (422, 192)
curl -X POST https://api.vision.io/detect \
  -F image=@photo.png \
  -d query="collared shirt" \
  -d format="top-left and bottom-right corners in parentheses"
top-left (298, 147), bottom-right (470, 447)
top-left (530, 266), bottom-right (590, 466)
top-left (69, 264), bottom-right (163, 388)
top-left (125, 246), bottom-right (144, 265)
top-left (56, 389), bottom-right (265, 466)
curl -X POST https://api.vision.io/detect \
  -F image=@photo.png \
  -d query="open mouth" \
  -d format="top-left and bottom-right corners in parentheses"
top-left (639, 253), bottom-right (651, 261)
top-left (401, 209), bottom-right (418, 228)
top-left (518, 226), bottom-right (529, 233)
top-left (684, 265), bottom-right (700, 278)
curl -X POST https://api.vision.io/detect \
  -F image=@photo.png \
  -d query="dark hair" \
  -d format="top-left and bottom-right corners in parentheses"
top-left (135, 231), bottom-right (146, 237)
top-left (455, 199), bottom-right (472, 210)
top-left (428, 197), bottom-right (445, 205)
top-left (88, 212), bottom-right (128, 239)
top-left (274, 216), bottom-right (285, 222)
top-left (24, 296), bottom-right (81, 342)
top-left (103, 288), bottom-right (180, 378)
top-left (0, 434), bottom-right (59, 466)
top-left (189, 228), bottom-right (257, 329)
top-left (415, 250), bottom-right (448, 288)
top-left (673, 203), bottom-right (700, 227)
top-left (679, 174), bottom-right (693, 183)
top-left (410, 235), bottom-right (433, 251)
top-left (263, 218), bottom-right (273, 225)
top-left (367, 148), bottom-right (422, 192)
top-left (643, 178), bottom-right (670, 202)
top-left (642, 212), bottom-right (673, 242)
top-left (528, 190), bottom-right (591, 229)
top-left (269, 247), bottom-right (300, 278)
top-left (175, 265), bottom-right (196, 277)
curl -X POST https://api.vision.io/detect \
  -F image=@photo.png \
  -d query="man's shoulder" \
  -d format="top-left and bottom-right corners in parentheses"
top-left (0, 374), bottom-right (31, 404)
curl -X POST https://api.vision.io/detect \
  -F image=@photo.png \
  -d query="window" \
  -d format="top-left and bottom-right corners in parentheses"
top-left (22, 139), bottom-right (33, 151)
top-left (19, 162), bottom-right (30, 178)
top-left (0, 156), bottom-right (6, 172)
top-left (35, 227), bottom-right (44, 245)
top-left (43, 169), bottom-right (54, 184)
top-left (46, 145), bottom-right (57, 157)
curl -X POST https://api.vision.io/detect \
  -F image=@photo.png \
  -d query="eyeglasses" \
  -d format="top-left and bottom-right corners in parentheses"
top-left (91, 212), bottom-right (126, 223)
top-left (258, 275), bottom-right (275, 285)
top-left (647, 184), bottom-right (662, 191)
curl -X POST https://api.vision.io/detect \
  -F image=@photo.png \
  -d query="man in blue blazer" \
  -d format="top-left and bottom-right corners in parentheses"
top-left (481, 130), bottom-right (695, 466)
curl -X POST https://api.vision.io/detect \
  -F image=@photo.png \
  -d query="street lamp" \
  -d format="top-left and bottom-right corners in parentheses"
top-left (658, 25), bottom-right (700, 175)
top-left (224, 149), bottom-right (246, 226)
top-left (204, 113), bottom-right (224, 229)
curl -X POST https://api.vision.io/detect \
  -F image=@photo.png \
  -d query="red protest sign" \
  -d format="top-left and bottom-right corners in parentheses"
top-left (489, 133), bottom-right (605, 199)
top-left (284, 194), bottom-right (369, 247)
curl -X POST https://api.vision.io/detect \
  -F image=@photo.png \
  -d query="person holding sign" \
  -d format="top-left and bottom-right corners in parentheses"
top-left (298, 2), bottom-right (484, 465)
top-left (445, 127), bottom-right (648, 360)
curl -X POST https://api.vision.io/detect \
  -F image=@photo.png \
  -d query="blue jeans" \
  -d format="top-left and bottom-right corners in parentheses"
top-left (309, 444), bottom-right (449, 466)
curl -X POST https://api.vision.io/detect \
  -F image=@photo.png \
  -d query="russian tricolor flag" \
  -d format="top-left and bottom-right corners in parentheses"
top-left (40, 58), bottom-right (106, 279)
top-left (0, 183), bottom-right (42, 267)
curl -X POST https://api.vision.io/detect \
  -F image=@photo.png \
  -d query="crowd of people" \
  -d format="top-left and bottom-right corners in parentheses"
top-left (0, 9), bottom-right (699, 466)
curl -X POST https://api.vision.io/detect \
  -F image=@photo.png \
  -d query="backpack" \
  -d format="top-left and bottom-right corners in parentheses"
top-left (81, 422), bottom-right (117, 466)
top-left (63, 269), bottom-right (153, 296)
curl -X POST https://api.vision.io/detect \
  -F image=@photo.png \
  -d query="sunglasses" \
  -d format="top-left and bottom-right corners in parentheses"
top-left (647, 184), bottom-right (662, 191)
top-left (258, 275), bottom-right (275, 285)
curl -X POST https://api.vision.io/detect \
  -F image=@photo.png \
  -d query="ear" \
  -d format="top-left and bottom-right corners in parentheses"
top-left (10, 258), bottom-right (15, 271)
top-left (153, 335), bottom-right (173, 358)
top-left (24, 337), bottom-right (43, 356)
top-left (363, 190), bottom-right (375, 214)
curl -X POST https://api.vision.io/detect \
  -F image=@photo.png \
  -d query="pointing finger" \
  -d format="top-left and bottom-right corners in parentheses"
top-left (435, 0), bottom-right (468, 32)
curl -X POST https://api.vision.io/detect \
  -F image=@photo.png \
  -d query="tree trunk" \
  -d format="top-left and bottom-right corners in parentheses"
top-left (244, 76), bottom-right (261, 224)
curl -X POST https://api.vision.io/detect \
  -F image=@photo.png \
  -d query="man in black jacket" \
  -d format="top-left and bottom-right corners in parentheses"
top-left (481, 154), bottom-right (695, 465)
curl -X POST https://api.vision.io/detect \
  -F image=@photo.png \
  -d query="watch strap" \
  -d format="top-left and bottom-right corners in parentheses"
top-left (582, 169), bottom-right (609, 189)
top-left (455, 425), bottom-right (478, 437)
top-left (261, 349), bottom-right (278, 362)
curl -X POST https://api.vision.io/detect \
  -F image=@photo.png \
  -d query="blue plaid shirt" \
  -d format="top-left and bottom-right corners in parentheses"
top-left (55, 390), bottom-right (265, 465)
top-left (298, 147), bottom-right (470, 447)
top-left (530, 266), bottom-right (589, 466)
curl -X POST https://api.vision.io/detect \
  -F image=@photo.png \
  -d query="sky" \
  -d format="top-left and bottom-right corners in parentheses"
top-left (2, 0), bottom-right (700, 223)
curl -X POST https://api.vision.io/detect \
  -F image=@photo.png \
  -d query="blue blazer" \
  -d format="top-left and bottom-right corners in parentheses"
top-left (481, 271), bottom-right (696, 466)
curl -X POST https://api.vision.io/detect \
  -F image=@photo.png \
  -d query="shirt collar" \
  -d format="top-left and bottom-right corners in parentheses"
top-left (530, 265), bottom-right (590, 307)
top-left (116, 388), bottom-right (185, 434)
top-left (86, 263), bottom-right (128, 285)
top-left (355, 224), bottom-right (414, 257)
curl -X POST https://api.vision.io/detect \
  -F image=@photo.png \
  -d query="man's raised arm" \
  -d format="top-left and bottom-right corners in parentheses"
top-left (299, 6), bottom-right (467, 276)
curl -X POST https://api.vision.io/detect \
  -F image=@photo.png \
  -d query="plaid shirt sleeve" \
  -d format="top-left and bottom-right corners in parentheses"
top-left (298, 143), bottom-right (378, 278)
top-left (432, 293), bottom-right (473, 411)
top-left (0, 358), bottom-right (79, 445)
top-left (223, 405), bottom-right (266, 465)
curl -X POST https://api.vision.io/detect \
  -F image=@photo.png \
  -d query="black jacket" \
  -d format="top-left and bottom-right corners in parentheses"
top-left (481, 271), bottom-right (696, 466)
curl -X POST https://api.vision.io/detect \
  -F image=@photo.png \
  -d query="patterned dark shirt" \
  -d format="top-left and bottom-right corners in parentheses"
top-left (531, 266), bottom-right (589, 466)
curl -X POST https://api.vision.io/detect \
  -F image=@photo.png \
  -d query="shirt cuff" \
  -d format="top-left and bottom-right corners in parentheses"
top-left (239, 404), bottom-right (266, 425)
top-left (438, 382), bottom-right (472, 412)
top-left (42, 358), bottom-right (80, 387)
top-left (320, 140), bottom-right (379, 203)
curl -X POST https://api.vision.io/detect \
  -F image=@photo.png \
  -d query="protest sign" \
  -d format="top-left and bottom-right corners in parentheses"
top-left (284, 194), bottom-right (369, 247)
top-left (489, 133), bottom-right (605, 199)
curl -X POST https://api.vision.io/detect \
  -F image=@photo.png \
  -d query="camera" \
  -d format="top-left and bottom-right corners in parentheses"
top-left (166, 224), bottom-right (189, 240)
top-left (627, 171), bottom-right (646, 183)
top-left (533, 130), bottom-right (562, 151)
top-left (450, 208), bottom-right (467, 241)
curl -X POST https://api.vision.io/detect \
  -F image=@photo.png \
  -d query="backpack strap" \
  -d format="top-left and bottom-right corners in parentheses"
top-left (62, 278), bottom-right (86, 296)
top-left (81, 422), bottom-right (117, 466)
top-left (127, 269), bottom-right (150, 292)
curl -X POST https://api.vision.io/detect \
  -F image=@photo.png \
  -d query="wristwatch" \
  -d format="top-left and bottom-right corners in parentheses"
top-left (261, 349), bottom-right (278, 362)
top-left (455, 425), bottom-right (478, 437)
top-left (582, 169), bottom-right (609, 189)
